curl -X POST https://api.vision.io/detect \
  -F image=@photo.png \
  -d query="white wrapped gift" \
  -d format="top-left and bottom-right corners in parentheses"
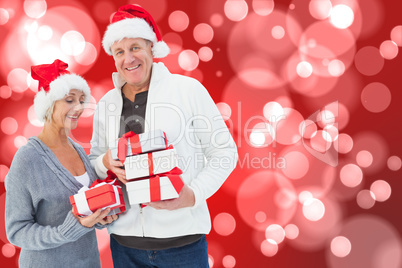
top-left (125, 147), bottom-right (179, 180)
top-left (111, 129), bottom-right (168, 161)
top-left (126, 174), bottom-right (184, 204)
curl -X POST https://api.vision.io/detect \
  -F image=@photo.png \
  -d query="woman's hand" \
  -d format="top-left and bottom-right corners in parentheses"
top-left (103, 150), bottom-right (127, 184)
top-left (73, 208), bottom-right (118, 228)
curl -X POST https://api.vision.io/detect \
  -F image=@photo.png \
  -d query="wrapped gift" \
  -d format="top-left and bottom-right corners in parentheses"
top-left (125, 146), bottom-right (179, 180)
top-left (69, 172), bottom-right (125, 216)
top-left (111, 130), bottom-right (169, 162)
top-left (126, 168), bottom-right (184, 204)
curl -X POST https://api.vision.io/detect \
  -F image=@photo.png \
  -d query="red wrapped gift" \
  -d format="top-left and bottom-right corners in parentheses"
top-left (69, 172), bottom-right (126, 216)
top-left (126, 168), bottom-right (184, 205)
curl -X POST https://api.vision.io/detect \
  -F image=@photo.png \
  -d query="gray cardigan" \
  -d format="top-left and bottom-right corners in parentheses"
top-left (5, 137), bottom-right (101, 268)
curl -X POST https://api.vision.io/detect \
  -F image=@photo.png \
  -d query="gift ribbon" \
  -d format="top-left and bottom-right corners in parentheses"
top-left (148, 173), bottom-right (184, 202)
top-left (117, 131), bottom-right (141, 163)
top-left (74, 171), bottom-right (123, 216)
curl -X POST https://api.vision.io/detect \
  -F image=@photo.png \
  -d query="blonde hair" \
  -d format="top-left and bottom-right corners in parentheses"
top-left (43, 102), bottom-right (55, 123)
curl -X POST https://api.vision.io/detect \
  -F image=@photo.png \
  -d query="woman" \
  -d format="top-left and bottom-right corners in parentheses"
top-left (5, 59), bottom-right (117, 267)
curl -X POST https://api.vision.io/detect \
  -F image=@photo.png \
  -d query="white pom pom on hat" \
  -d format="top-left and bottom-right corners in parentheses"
top-left (102, 5), bottom-right (170, 58)
top-left (31, 59), bottom-right (91, 122)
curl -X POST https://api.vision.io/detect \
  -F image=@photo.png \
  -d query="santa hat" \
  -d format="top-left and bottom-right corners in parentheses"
top-left (102, 5), bottom-right (170, 58)
top-left (31, 59), bottom-right (91, 122)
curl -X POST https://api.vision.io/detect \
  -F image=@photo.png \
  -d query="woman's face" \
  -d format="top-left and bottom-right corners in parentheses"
top-left (51, 89), bottom-right (86, 130)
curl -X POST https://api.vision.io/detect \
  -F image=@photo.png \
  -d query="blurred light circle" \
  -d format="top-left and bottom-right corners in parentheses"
top-left (379, 40), bottom-right (399, 60)
top-left (208, 255), bottom-right (214, 268)
top-left (310, 130), bottom-right (332, 153)
top-left (210, 13), bottom-right (224, 27)
top-left (354, 46), bottom-right (384, 76)
top-left (335, 133), bottom-right (353, 154)
top-left (274, 108), bottom-right (304, 145)
top-left (61, 31), bottom-right (86, 56)
top-left (390, 25), bottom-right (402, 46)
top-left (75, 42), bottom-right (98, 66)
top-left (271, 25), bottom-right (285, 40)
top-left (261, 239), bottom-right (278, 257)
top-left (303, 198), bottom-right (325, 221)
top-left (0, 165), bottom-right (9, 183)
top-left (0, 8), bottom-right (10, 25)
top-left (263, 102), bottom-right (284, 123)
top-left (224, 0), bottom-right (249, 22)
top-left (328, 59), bottom-right (345, 77)
top-left (284, 224), bottom-right (299, 239)
top-left (164, 32), bottom-right (183, 55)
top-left (216, 102), bottom-right (232, 121)
top-left (330, 5), bottom-right (354, 29)
top-left (168, 10), bottom-right (189, 32)
top-left (296, 61), bottom-right (313, 78)
top-left (27, 105), bottom-right (43, 127)
top-left (178, 50), bottom-right (199, 71)
top-left (340, 164), bottom-right (363, 188)
top-left (213, 213), bottom-right (236, 236)
top-left (387, 156), bottom-right (402, 171)
top-left (326, 215), bottom-right (402, 268)
top-left (193, 23), bottom-right (214, 44)
top-left (0, 85), bottom-right (12, 99)
top-left (255, 211), bottom-right (267, 223)
top-left (250, 130), bottom-right (266, 147)
top-left (299, 190), bottom-right (312, 204)
top-left (370, 180), bottom-right (391, 202)
top-left (222, 255), bottom-right (236, 268)
top-left (37, 25), bottom-right (53, 41)
top-left (24, 0), bottom-right (47, 19)
top-left (1, 117), bottom-right (18, 135)
top-left (7, 68), bottom-right (29, 93)
top-left (331, 236), bottom-right (352, 258)
top-left (324, 125), bottom-right (339, 142)
top-left (299, 120), bottom-right (317, 139)
top-left (198, 46), bottom-right (213, 62)
top-left (1, 243), bottom-right (16, 258)
top-left (252, 0), bottom-right (274, 16)
top-left (282, 151), bottom-right (309, 180)
top-left (265, 224), bottom-right (285, 244)
top-left (309, 0), bottom-right (332, 20)
top-left (361, 82), bottom-right (391, 113)
top-left (316, 110), bottom-right (335, 128)
top-left (356, 150), bottom-right (373, 168)
top-left (237, 171), bottom-right (297, 231)
top-left (249, 123), bottom-right (275, 147)
top-left (14, 136), bottom-right (28, 148)
top-left (356, 189), bottom-right (376, 209)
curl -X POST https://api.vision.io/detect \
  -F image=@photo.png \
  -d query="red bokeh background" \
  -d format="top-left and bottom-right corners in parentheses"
top-left (1, 0), bottom-right (401, 267)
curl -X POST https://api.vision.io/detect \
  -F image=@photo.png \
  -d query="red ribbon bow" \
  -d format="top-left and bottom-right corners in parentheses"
top-left (117, 131), bottom-right (142, 163)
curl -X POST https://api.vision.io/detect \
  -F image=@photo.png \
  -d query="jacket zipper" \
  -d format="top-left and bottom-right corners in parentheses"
top-left (139, 205), bottom-right (145, 236)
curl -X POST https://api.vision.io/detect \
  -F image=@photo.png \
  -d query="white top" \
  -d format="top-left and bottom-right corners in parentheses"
top-left (74, 172), bottom-right (90, 187)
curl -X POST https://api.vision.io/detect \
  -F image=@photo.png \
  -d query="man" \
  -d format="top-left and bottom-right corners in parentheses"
top-left (89, 5), bottom-right (238, 267)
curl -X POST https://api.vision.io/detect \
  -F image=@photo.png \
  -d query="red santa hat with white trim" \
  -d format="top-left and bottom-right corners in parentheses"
top-left (102, 4), bottom-right (170, 58)
top-left (31, 59), bottom-right (91, 122)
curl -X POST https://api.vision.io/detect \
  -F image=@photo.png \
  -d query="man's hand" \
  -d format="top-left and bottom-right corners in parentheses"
top-left (144, 184), bottom-right (195, 210)
top-left (103, 149), bottom-right (127, 184)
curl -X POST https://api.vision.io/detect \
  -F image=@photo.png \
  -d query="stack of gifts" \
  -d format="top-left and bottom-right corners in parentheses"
top-left (70, 171), bottom-right (126, 216)
top-left (113, 130), bottom-right (184, 205)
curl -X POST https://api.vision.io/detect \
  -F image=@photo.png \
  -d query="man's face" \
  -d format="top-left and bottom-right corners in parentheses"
top-left (111, 37), bottom-right (153, 91)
